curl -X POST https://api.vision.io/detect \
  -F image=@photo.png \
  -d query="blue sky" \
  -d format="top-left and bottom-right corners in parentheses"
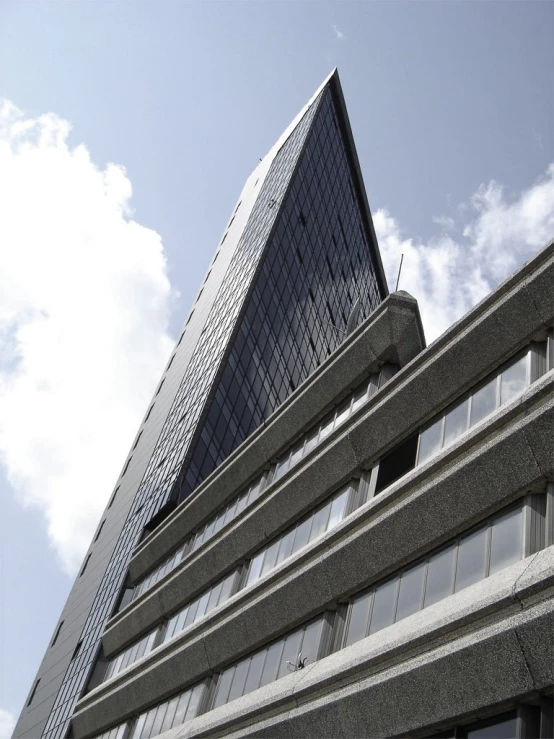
top-left (0, 0), bottom-right (552, 731)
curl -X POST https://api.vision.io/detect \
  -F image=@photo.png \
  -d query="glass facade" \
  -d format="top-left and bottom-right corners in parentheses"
top-left (40, 76), bottom-right (386, 739)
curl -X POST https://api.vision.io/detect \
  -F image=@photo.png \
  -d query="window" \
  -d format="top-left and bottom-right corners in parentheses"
top-left (79, 554), bottom-right (91, 577)
top-left (344, 499), bottom-right (532, 648)
top-left (51, 621), bottom-right (64, 647)
top-left (121, 457), bottom-right (132, 477)
top-left (213, 618), bottom-right (325, 709)
top-left (107, 486), bottom-right (119, 509)
top-left (93, 521), bottom-right (105, 543)
top-left (27, 678), bottom-right (40, 706)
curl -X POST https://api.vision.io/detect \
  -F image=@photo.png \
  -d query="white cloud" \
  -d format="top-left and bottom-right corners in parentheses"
top-left (375, 163), bottom-right (554, 343)
top-left (0, 100), bottom-right (175, 575)
top-left (332, 24), bottom-right (345, 40)
top-left (0, 708), bottom-right (15, 739)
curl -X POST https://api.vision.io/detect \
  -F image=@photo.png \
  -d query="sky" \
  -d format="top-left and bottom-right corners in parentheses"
top-left (0, 0), bottom-right (552, 733)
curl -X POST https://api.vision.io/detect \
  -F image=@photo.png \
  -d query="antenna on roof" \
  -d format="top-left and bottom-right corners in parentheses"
top-left (395, 253), bottom-right (404, 291)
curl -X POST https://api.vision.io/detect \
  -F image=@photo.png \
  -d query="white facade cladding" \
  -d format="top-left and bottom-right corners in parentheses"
top-left (71, 242), bottom-right (553, 739)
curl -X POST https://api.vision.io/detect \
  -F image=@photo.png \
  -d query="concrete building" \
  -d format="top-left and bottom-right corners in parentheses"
top-left (14, 70), bottom-right (389, 739)
top-left (71, 241), bottom-right (554, 739)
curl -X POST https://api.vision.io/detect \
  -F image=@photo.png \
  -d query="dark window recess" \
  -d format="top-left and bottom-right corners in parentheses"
top-left (289, 379), bottom-right (296, 392)
top-left (51, 620), bottom-right (64, 647)
top-left (296, 246), bottom-right (303, 264)
top-left (144, 405), bottom-right (154, 423)
top-left (27, 679), bottom-right (40, 706)
top-left (113, 575), bottom-right (134, 616)
top-left (196, 288), bottom-right (204, 303)
top-left (121, 457), bottom-right (132, 477)
top-left (375, 434), bottom-right (418, 494)
top-left (309, 287), bottom-right (315, 303)
top-left (155, 379), bottom-right (165, 397)
top-left (131, 431), bottom-right (143, 451)
top-left (83, 647), bottom-right (109, 695)
top-left (167, 354), bottom-right (175, 370)
top-left (186, 309), bottom-right (195, 325)
top-left (107, 486), bottom-right (119, 509)
top-left (71, 640), bottom-right (82, 661)
top-left (93, 521), bottom-right (105, 543)
top-left (141, 499), bottom-right (177, 542)
top-left (299, 210), bottom-right (307, 227)
top-left (79, 554), bottom-right (91, 577)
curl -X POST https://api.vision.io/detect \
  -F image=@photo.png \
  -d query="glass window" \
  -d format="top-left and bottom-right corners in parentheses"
top-left (335, 400), bottom-right (351, 427)
top-left (185, 683), bottom-right (205, 720)
top-left (500, 354), bottom-right (528, 405)
top-left (418, 419), bottom-right (443, 465)
top-left (227, 656), bottom-right (251, 702)
top-left (277, 629), bottom-right (303, 678)
top-left (206, 580), bottom-right (224, 612)
top-left (149, 704), bottom-right (167, 738)
top-left (195, 590), bottom-right (211, 622)
top-left (290, 516), bottom-right (312, 555)
top-left (214, 667), bottom-right (235, 708)
top-left (246, 551), bottom-right (265, 586)
top-left (465, 715), bottom-right (518, 738)
top-left (455, 526), bottom-right (488, 592)
top-left (327, 489), bottom-right (348, 530)
top-left (352, 383), bottom-right (368, 412)
top-left (303, 429), bottom-right (319, 456)
top-left (424, 544), bottom-right (456, 607)
top-left (443, 399), bottom-right (469, 448)
top-left (489, 507), bottom-right (522, 575)
top-left (289, 441), bottom-right (304, 468)
top-left (260, 540), bottom-right (280, 577)
top-left (319, 414), bottom-right (335, 441)
top-left (259, 641), bottom-right (284, 687)
top-left (160, 696), bottom-right (179, 734)
top-left (299, 618), bottom-right (324, 665)
top-left (235, 492), bottom-right (248, 516)
top-left (470, 377), bottom-right (497, 426)
top-left (242, 650), bottom-right (266, 695)
top-left (369, 576), bottom-right (399, 634)
top-left (309, 503), bottom-right (331, 542)
top-left (218, 570), bottom-right (236, 605)
top-left (275, 528), bottom-right (296, 566)
top-left (184, 597), bottom-right (200, 627)
top-left (130, 714), bottom-right (146, 739)
top-left (345, 590), bottom-right (373, 646)
top-left (274, 454), bottom-right (290, 481)
top-left (395, 561), bottom-right (427, 622)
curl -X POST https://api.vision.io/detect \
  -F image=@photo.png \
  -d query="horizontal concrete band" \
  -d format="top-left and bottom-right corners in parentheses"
top-left (73, 382), bottom-right (553, 735)
top-left (74, 546), bottom-right (554, 738)
top-left (127, 293), bottom-right (425, 583)
top-left (127, 242), bottom-right (553, 587)
top-left (101, 355), bottom-right (554, 659)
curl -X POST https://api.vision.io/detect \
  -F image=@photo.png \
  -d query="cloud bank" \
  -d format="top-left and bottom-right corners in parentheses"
top-left (375, 164), bottom-right (554, 342)
top-left (0, 708), bottom-right (15, 739)
top-left (0, 101), bottom-right (174, 574)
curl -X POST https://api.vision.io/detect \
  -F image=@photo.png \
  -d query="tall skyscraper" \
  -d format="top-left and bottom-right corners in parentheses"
top-left (14, 69), bottom-right (388, 739)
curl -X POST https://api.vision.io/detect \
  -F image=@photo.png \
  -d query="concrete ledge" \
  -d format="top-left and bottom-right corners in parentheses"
top-left (101, 368), bottom-right (553, 660)
top-left (72, 384), bottom-right (552, 736)
top-left (128, 292), bottom-right (425, 582)
top-left (73, 547), bottom-right (554, 738)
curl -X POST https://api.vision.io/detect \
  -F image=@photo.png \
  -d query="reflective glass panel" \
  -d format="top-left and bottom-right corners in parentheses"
top-left (500, 355), bottom-right (527, 405)
top-left (345, 591), bottom-right (373, 646)
top-left (489, 507), bottom-right (522, 575)
top-left (214, 667), bottom-right (235, 708)
top-left (242, 650), bottom-right (266, 695)
top-left (227, 656), bottom-right (250, 702)
top-left (185, 684), bottom-right (205, 720)
top-left (260, 540), bottom-right (280, 577)
top-left (277, 629), bottom-right (303, 678)
top-left (246, 551), bottom-right (265, 586)
top-left (309, 503), bottom-right (330, 542)
top-left (455, 526), bottom-right (488, 592)
top-left (327, 489), bottom-right (348, 530)
top-left (418, 419), bottom-right (443, 465)
top-left (466, 716), bottom-right (518, 738)
top-left (424, 544), bottom-right (456, 607)
top-left (303, 429), bottom-right (319, 456)
top-left (299, 618), bottom-right (324, 665)
top-left (369, 576), bottom-right (399, 634)
top-left (470, 377), bottom-right (497, 426)
top-left (259, 641), bottom-right (284, 687)
top-left (291, 516), bottom-right (312, 554)
top-left (443, 399), bottom-right (469, 448)
top-left (395, 560), bottom-right (427, 621)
